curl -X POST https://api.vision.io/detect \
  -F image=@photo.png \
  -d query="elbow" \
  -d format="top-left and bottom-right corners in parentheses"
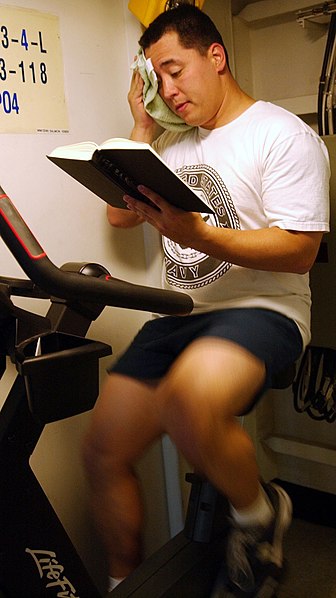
top-left (296, 265), bottom-right (312, 275)
top-left (287, 231), bottom-right (325, 274)
top-left (106, 206), bottom-right (143, 229)
top-left (293, 252), bottom-right (320, 275)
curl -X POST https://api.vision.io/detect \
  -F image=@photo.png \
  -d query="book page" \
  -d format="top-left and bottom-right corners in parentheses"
top-left (99, 138), bottom-right (151, 151)
top-left (48, 141), bottom-right (99, 160)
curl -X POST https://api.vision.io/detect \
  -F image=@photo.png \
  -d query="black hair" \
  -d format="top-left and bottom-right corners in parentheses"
top-left (139, 5), bottom-right (230, 67)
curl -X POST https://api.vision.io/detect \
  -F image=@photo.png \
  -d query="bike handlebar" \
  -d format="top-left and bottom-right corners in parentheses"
top-left (0, 187), bottom-right (193, 315)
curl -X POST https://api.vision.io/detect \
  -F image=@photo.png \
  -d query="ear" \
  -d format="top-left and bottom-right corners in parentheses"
top-left (208, 43), bottom-right (226, 73)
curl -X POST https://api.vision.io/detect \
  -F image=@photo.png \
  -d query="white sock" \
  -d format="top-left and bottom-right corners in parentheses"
top-left (108, 576), bottom-right (125, 592)
top-left (230, 485), bottom-right (274, 528)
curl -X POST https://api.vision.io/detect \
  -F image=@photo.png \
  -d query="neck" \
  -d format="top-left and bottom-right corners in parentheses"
top-left (204, 76), bottom-right (255, 129)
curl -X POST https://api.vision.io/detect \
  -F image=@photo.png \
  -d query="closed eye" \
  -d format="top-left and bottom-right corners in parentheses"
top-left (157, 70), bottom-right (182, 90)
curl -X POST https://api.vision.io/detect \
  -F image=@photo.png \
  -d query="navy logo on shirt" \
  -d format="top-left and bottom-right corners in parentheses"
top-left (163, 164), bottom-right (240, 289)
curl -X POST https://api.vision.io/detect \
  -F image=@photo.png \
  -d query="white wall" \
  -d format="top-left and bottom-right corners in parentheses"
top-left (0, 0), bottom-right (169, 592)
top-left (232, 0), bottom-right (328, 119)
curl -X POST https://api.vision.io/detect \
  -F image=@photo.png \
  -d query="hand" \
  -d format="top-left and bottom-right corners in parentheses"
top-left (128, 70), bottom-right (157, 141)
top-left (123, 185), bottom-right (208, 249)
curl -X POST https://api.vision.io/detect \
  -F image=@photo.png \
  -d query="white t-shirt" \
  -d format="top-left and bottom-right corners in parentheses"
top-left (153, 101), bottom-right (330, 347)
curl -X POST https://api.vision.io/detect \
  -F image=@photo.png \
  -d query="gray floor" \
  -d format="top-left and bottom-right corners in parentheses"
top-left (277, 519), bottom-right (336, 598)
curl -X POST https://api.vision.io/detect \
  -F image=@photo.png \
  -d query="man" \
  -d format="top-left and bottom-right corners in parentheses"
top-left (83, 5), bottom-right (329, 596)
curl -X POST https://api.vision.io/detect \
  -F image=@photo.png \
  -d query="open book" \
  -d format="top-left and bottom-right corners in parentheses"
top-left (47, 137), bottom-right (212, 213)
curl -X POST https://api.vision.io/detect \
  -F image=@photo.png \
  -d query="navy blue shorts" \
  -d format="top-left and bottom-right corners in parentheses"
top-left (108, 308), bottom-right (303, 398)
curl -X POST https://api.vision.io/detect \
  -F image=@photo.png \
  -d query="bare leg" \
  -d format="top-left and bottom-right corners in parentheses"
top-left (83, 338), bottom-right (266, 578)
top-left (83, 374), bottom-right (163, 578)
top-left (158, 338), bottom-right (266, 510)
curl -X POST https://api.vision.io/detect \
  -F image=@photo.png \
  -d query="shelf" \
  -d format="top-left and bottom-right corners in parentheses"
top-left (271, 94), bottom-right (318, 115)
top-left (264, 434), bottom-right (336, 466)
top-left (238, 0), bottom-right (326, 23)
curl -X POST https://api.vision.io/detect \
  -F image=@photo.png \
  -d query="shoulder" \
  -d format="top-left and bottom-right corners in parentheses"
top-left (249, 102), bottom-right (329, 163)
top-left (251, 101), bottom-right (321, 142)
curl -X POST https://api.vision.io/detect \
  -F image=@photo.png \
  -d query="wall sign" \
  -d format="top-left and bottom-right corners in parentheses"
top-left (0, 6), bottom-right (68, 133)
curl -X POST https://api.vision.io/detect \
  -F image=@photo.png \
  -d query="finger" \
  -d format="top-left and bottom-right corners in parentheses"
top-left (137, 185), bottom-right (168, 210)
top-left (123, 195), bottom-right (160, 220)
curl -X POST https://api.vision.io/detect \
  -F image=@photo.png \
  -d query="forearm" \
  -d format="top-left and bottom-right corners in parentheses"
top-left (194, 225), bottom-right (323, 274)
top-left (128, 70), bottom-right (159, 144)
top-left (123, 185), bottom-right (324, 272)
top-left (130, 124), bottom-right (159, 144)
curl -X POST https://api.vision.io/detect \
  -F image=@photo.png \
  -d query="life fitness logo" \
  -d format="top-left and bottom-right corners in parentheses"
top-left (25, 548), bottom-right (79, 597)
top-left (163, 164), bottom-right (240, 289)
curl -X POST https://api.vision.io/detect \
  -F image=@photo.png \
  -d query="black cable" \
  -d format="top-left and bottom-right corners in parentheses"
top-left (329, 37), bottom-right (336, 134)
top-left (318, 13), bottom-right (336, 135)
top-left (293, 346), bottom-right (336, 422)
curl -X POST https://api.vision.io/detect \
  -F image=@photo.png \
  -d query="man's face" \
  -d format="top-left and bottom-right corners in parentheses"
top-left (145, 32), bottom-right (224, 129)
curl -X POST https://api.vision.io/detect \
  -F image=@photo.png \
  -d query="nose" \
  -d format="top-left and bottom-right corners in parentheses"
top-left (160, 77), bottom-right (178, 101)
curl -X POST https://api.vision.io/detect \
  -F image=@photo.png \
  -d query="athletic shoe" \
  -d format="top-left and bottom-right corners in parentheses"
top-left (211, 482), bottom-right (292, 597)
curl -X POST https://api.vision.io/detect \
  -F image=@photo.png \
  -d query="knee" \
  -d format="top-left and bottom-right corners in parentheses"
top-left (159, 367), bottom-right (227, 460)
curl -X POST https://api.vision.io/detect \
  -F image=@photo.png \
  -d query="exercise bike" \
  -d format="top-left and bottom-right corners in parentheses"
top-left (0, 187), bottom-right (294, 597)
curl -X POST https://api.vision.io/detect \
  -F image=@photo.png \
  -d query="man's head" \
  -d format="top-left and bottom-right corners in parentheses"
top-left (139, 6), bottom-right (232, 129)
top-left (139, 5), bottom-right (229, 68)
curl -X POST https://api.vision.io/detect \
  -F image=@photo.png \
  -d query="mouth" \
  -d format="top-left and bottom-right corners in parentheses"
top-left (174, 101), bottom-right (189, 114)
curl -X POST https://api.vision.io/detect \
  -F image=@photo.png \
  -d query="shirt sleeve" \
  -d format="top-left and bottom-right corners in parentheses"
top-left (262, 131), bottom-right (330, 232)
